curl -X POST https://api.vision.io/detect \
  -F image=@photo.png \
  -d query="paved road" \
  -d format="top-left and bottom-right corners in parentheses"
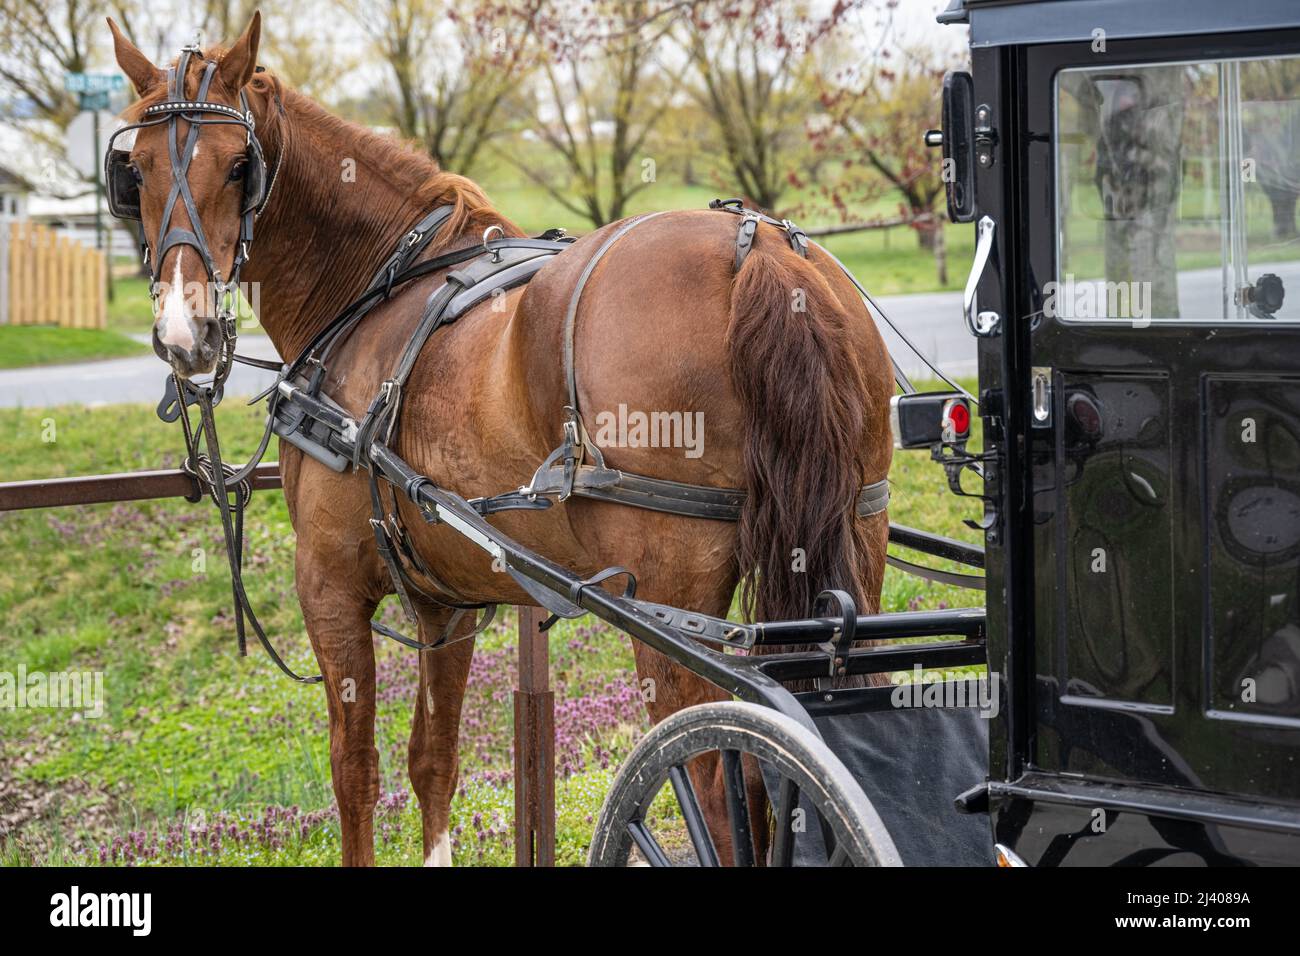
top-left (0, 292), bottom-right (974, 408)
top-left (0, 333), bottom-right (284, 408)
top-left (870, 291), bottom-right (973, 383)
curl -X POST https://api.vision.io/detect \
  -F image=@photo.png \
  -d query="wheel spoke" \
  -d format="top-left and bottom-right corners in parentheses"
top-left (669, 764), bottom-right (720, 867)
top-left (626, 819), bottom-right (673, 867)
top-left (827, 842), bottom-right (853, 867)
top-left (721, 749), bottom-right (756, 867)
top-left (813, 804), bottom-right (839, 865)
top-left (771, 775), bottom-right (800, 867)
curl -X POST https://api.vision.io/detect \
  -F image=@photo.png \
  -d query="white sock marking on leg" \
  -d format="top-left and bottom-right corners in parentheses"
top-left (424, 830), bottom-right (452, 867)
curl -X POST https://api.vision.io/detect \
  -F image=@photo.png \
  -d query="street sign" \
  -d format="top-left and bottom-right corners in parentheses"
top-left (64, 72), bottom-right (126, 94)
top-left (77, 91), bottom-right (111, 111)
top-left (65, 110), bottom-right (116, 179)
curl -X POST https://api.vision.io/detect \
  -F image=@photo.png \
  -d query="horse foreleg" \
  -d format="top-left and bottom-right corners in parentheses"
top-left (407, 605), bottom-right (477, 866)
top-left (297, 557), bottom-right (381, 867)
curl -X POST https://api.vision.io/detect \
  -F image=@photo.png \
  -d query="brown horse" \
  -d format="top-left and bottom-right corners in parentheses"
top-left (109, 12), bottom-right (894, 866)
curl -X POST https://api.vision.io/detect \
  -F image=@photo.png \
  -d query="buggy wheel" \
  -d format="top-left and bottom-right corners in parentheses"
top-left (589, 701), bottom-right (901, 867)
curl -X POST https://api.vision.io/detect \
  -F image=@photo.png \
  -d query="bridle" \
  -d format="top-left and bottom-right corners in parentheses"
top-left (103, 44), bottom-right (309, 680)
top-left (104, 42), bottom-right (281, 390)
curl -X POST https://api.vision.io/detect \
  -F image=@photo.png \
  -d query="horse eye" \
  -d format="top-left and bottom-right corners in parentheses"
top-left (130, 165), bottom-right (143, 185)
top-left (228, 162), bottom-right (246, 183)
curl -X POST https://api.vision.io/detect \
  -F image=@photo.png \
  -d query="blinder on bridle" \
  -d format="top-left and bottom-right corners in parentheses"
top-left (106, 130), bottom-right (266, 222)
top-left (103, 43), bottom-right (277, 381)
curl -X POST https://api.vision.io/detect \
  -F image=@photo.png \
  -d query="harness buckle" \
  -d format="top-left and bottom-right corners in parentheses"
top-left (562, 415), bottom-right (579, 449)
top-left (559, 411), bottom-right (582, 501)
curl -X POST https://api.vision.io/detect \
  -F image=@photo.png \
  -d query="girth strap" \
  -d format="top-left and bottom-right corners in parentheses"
top-left (520, 445), bottom-right (890, 522)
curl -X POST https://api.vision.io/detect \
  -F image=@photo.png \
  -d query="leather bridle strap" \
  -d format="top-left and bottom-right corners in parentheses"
top-left (136, 46), bottom-right (272, 393)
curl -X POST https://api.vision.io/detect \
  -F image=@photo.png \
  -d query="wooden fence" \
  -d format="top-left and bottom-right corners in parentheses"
top-left (0, 221), bottom-right (107, 329)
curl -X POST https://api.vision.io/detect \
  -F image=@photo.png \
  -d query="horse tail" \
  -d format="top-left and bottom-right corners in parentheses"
top-left (726, 236), bottom-right (881, 625)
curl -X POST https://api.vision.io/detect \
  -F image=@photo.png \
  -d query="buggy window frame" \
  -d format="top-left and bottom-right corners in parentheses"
top-left (1052, 51), bottom-right (1300, 326)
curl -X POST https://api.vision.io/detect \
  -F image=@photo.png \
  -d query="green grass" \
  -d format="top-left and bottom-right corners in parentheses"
top-left (822, 222), bottom-right (970, 295)
top-left (0, 325), bottom-right (147, 369)
top-left (106, 274), bottom-right (155, 335)
top-left (0, 394), bottom-right (980, 866)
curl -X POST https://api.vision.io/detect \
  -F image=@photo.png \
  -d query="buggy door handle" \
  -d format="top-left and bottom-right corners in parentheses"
top-left (963, 216), bottom-right (1001, 337)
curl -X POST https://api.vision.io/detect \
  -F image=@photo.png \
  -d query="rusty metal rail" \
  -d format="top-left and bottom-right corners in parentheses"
top-left (0, 462), bottom-right (282, 510)
top-left (0, 463), bottom-right (558, 866)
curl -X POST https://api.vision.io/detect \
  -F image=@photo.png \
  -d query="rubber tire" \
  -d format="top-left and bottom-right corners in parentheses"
top-left (588, 701), bottom-right (902, 867)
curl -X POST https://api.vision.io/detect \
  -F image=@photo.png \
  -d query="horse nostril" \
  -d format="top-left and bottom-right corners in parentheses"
top-left (162, 342), bottom-right (197, 376)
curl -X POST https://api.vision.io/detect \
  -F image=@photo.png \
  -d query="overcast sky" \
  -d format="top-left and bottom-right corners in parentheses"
top-left (891, 0), bottom-right (967, 53)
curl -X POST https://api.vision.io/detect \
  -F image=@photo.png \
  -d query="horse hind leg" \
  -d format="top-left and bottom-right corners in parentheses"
top-left (406, 604), bottom-right (477, 867)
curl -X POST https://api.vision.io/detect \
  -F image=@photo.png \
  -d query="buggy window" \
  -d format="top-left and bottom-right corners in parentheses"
top-left (1055, 55), bottom-right (1300, 323)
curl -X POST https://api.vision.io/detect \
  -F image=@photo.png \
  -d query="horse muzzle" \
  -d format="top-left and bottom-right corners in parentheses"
top-left (153, 314), bottom-right (223, 378)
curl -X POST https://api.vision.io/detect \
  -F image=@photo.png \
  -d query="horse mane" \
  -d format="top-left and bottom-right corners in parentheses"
top-left (262, 78), bottom-right (509, 243)
top-left (125, 49), bottom-right (515, 247)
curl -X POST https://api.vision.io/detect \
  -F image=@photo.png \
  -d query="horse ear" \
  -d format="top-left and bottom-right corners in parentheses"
top-left (107, 18), bottom-right (163, 96)
top-left (218, 10), bottom-right (262, 92)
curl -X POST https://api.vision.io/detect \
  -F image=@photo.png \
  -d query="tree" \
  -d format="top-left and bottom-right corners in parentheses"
top-left (347, 0), bottom-right (543, 174)
top-left (675, 0), bottom-right (864, 215)
top-left (256, 7), bottom-right (357, 102)
top-left (499, 0), bottom-right (679, 227)
top-left (815, 45), bottom-right (956, 283)
top-left (1240, 57), bottom-right (1300, 241)
top-left (0, 0), bottom-right (107, 130)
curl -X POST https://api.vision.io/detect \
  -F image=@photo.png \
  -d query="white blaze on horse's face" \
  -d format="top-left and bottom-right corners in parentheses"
top-left (156, 250), bottom-right (197, 353)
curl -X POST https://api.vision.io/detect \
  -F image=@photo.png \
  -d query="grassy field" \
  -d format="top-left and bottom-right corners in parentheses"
top-left (0, 326), bottom-right (147, 370)
top-left (0, 390), bottom-right (982, 866)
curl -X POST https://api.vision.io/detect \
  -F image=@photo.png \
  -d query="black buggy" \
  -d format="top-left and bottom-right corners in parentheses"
top-left (581, 0), bottom-right (1300, 867)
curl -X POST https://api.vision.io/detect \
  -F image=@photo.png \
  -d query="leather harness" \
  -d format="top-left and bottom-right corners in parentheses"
top-left (111, 47), bottom-right (972, 688)
top-left (262, 201), bottom-right (892, 651)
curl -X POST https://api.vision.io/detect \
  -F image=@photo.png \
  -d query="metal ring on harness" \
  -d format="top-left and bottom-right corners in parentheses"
top-left (482, 224), bottom-right (505, 262)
